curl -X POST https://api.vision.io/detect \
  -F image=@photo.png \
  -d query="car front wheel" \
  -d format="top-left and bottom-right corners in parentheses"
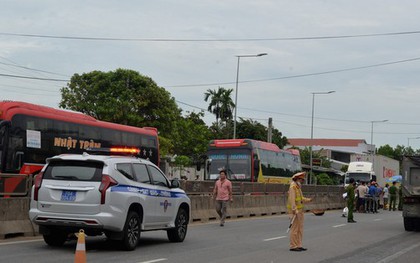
top-left (167, 208), bottom-right (188, 242)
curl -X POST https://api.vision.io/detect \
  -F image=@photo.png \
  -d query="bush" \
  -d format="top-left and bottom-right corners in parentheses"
top-left (316, 173), bottom-right (334, 185)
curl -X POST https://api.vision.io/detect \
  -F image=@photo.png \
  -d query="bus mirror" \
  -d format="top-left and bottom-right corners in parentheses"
top-left (254, 159), bottom-right (260, 172)
top-left (15, 151), bottom-right (24, 171)
top-left (206, 159), bottom-right (212, 173)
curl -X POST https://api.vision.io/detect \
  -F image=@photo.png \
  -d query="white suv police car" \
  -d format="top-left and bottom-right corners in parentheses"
top-left (29, 150), bottom-right (190, 251)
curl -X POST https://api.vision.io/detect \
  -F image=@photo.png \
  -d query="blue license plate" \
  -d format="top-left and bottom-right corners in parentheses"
top-left (61, 190), bottom-right (76, 201)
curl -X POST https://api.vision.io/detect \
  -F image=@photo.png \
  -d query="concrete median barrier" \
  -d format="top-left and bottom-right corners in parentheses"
top-left (0, 183), bottom-right (346, 239)
top-left (0, 197), bottom-right (35, 238)
top-left (189, 186), bottom-right (345, 223)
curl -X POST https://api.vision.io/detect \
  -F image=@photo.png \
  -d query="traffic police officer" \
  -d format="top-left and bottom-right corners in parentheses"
top-left (346, 178), bottom-right (356, 223)
top-left (287, 172), bottom-right (312, 252)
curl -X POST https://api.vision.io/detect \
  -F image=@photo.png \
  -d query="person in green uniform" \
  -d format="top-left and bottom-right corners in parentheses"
top-left (347, 178), bottom-right (356, 223)
top-left (389, 181), bottom-right (397, 211)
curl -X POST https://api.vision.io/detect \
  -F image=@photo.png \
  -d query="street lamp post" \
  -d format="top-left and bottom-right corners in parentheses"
top-left (370, 119), bottom-right (388, 165)
top-left (309, 91), bottom-right (335, 184)
top-left (408, 137), bottom-right (420, 147)
top-left (233, 53), bottom-right (267, 139)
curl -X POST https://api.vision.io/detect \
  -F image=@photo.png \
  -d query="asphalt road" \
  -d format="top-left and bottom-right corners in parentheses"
top-left (0, 209), bottom-right (419, 263)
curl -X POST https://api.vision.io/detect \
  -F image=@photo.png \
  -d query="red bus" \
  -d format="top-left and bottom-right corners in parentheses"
top-left (0, 101), bottom-right (159, 195)
top-left (204, 139), bottom-right (302, 183)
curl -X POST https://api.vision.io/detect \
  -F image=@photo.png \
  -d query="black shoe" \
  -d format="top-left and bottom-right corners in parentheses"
top-left (298, 247), bottom-right (308, 251)
top-left (290, 248), bottom-right (302, 252)
top-left (348, 220), bottom-right (357, 223)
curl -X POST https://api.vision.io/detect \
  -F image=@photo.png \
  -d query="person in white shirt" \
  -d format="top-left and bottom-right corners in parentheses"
top-left (356, 181), bottom-right (368, 212)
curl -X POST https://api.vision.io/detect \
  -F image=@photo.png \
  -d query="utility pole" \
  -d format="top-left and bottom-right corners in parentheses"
top-left (267, 117), bottom-right (273, 143)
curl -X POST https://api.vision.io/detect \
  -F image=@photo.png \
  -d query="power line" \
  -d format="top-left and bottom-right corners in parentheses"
top-left (165, 56), bottom-right (420, 88)
top-left (177, 98), bottom-right (420, 127)
top-left (0, 60), bottom-right (70, 77)
top-left (272, 119), bottom-right (420, 136)
top-left (2, 55), bottom-right (420, 88)
top-left (1, 87), bottom-right (60, 96)
top-left (175, 100), bottom-right (207, 111)
top-left (0, 73), bottom-right (68, 82)
top-left (2, 30), bottom-right (420, 42)
top-left (0, 83), bottom-right (60, 93)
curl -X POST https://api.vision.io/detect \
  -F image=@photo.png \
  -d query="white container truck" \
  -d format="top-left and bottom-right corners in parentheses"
top-left (345, 161), bottom-right (376, 185)
top-left (349, 154), bottom-right (400, 187)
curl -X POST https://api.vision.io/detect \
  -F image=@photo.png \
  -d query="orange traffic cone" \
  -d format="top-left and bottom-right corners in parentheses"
top-left (74, 229), bottom-right (87, 263)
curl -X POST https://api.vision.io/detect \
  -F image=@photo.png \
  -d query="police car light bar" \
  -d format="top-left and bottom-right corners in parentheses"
top-left (86, 147), bottom-right (141, 156)
top-left (110, 147), bottom-right (140, 154)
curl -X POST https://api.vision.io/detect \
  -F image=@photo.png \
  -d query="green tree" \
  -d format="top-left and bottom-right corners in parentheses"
top-left (316, 173), bottom-right (334, 185)
top-left (158, 136), bottom-right (173, 158)
top-left (234, 118), bottom-right (288, 148)
top-left (270, 127), bottom-right (289, 148)
top-left (171, 111), bottom-right (212, 158)
top-left (377, 144), bottom-right (395, 159)
top-left (60, 69), bottom-right (181, 138)
top-left (173, 155), bottom-right (191, 178)
top-left (236, 118), bottom-right (266, 140)
top-left (298, 147), bottom-right (331, 168)
top-left (204, 87), bottom-right (234, 127)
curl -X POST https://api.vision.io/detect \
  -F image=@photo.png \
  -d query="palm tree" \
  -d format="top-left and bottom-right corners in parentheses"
top-left (204, 87), bottom-right (234, 127)
top-left (219, 88), bottom-right (235, 122)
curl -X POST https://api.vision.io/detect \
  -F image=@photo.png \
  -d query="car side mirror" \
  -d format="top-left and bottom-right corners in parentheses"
top-left (171, 178), bottom-right (180, 188)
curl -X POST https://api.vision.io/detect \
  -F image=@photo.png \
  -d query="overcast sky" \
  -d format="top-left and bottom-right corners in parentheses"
top-left (1, 0), bottom-right (420, 149)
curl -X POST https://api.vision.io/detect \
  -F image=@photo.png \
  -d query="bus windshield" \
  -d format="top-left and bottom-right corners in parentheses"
top-left (207, 149), bottom-right (251, 181)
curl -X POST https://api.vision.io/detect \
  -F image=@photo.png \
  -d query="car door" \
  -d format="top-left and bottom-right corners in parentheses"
top-left (132, 163), bottom-right (160, 227)
top-left (147, 165), bottom-right (176, 225)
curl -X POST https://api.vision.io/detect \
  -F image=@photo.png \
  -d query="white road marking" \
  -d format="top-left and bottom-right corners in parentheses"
top-left (378, 243), bottom-right (420, 263)
top-left (374, 218), bottom-right (383, 221)
top-left (137, 259), bottom-right (168, 263)
top-left (0, 239), bottom-right (43, 246)
top-left (263, 236), bottom-right (287, 241)
top-left (333, 224), bottom-right (347, 228)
